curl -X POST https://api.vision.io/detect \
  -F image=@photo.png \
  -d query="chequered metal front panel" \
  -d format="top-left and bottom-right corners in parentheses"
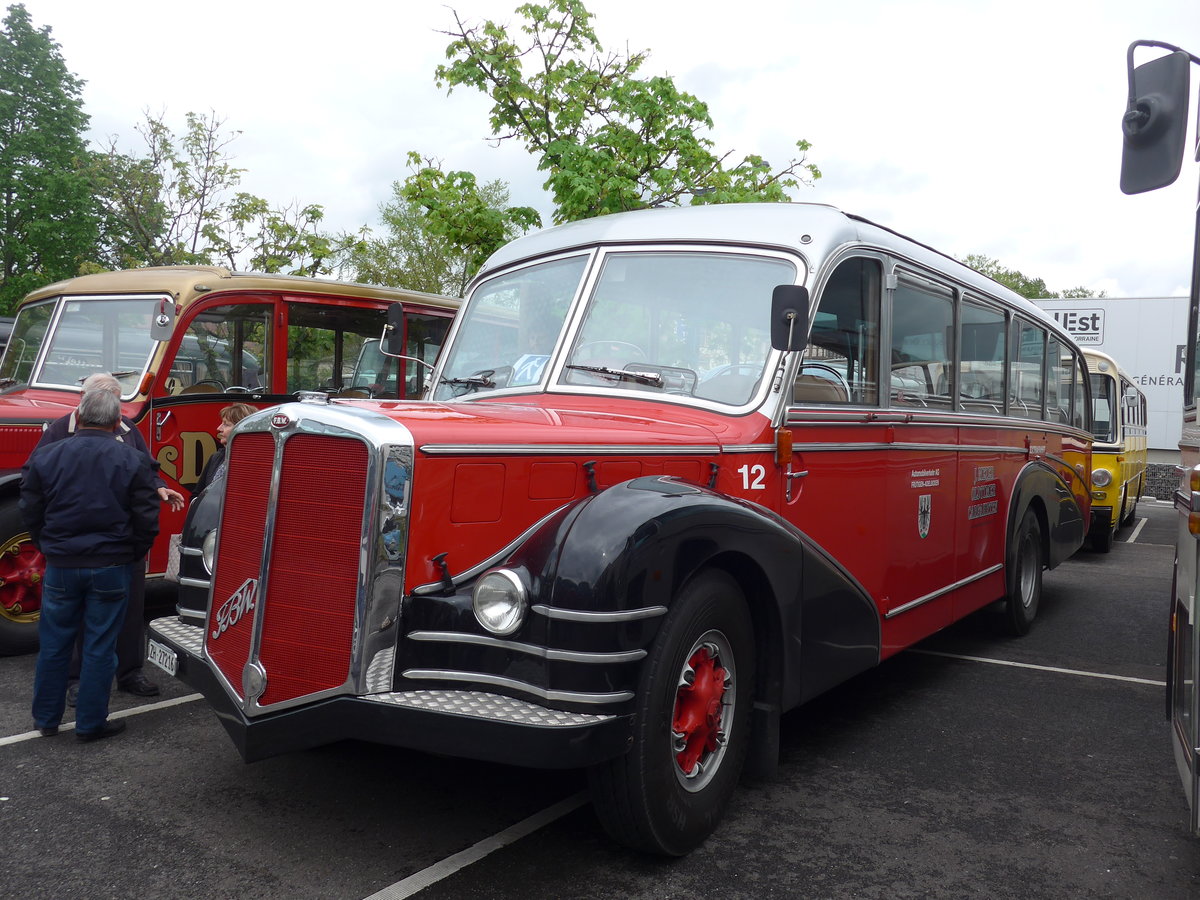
top-left (364, 690), bottom-right (614, 726)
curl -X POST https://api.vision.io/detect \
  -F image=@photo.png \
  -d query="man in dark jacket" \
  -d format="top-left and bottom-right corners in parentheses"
top-left (35, 372), bottom-right (184, 702)
top-left (22, 389), bottom-right (160, 742)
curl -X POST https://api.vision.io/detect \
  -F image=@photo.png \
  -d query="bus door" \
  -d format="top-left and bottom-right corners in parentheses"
top-left (952, 299), bottom-right (1010, 619)
top-left (149, 299), bottom-right (275, 570)
top-left (1172, 483), bottom-right (1200, 834)
top-left (883, 274), bottom-right (959, 647)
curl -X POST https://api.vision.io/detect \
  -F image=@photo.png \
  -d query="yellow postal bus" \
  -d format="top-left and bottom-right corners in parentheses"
top-left (1084, 348), bottom-right (1148, 552)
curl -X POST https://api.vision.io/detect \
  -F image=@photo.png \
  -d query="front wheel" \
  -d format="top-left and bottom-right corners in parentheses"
top-left (588, 569), bottom-right (754, 856)
top-left (1004, 508), bottom-right (1043, 636)
top-left (0, 499), bottom-right (43, 655)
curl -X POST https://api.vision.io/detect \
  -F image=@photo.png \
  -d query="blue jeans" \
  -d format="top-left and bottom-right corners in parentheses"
top-left (32, 564), bottom-right (131, 734)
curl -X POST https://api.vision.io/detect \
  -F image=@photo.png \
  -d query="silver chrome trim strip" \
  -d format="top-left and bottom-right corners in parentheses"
top-left (178, 576), bottom-right (210, 589)
top-left (419, 443), bottom-right (719, 456)
top-left (884, 564), bottom-right (1003, 619)
top-left (401, 668), bottom-right (634, 704)
top-left (408, 630), bottom-right (648, 663)
top-left (531, 603), bottom-right (669, 623)
top-left (180, 546), bottom-right (203, 557)
top-left (793, 442), bottom-right (1028, 454)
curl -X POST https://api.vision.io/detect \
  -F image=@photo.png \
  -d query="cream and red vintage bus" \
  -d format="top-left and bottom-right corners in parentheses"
top-left (148, 203), bottom-right (1091, 855)
top-left (0, 267), bottom-right (458, 654)
top-left (1118, 40), bottom-right (1200, 835)
top-left (1083, 348), bottom-right (1148, 552)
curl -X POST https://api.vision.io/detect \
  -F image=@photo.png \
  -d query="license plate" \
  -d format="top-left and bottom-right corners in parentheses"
top-left (147, 639), bottom-right (178, 677)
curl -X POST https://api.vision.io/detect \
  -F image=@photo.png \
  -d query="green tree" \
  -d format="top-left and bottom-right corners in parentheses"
top-left (393, 154), bottom-right (540, 292)
top-left (0, 4), bottom-right (97, 312)
top-left (91, 109), bottom-right (344, 275)
top-left (961, 254), bottom-right (1106, 300)
top-left (433, 0), bottom-right (820, 225)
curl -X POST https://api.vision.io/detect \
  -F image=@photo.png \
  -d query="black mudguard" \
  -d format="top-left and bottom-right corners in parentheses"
top-left (1010, 460), bottom-right (1087, 569)
top-left (525, 476), bottom-right (880, 715)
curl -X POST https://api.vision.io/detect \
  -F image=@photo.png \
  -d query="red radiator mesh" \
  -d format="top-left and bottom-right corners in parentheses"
top-left (206, 432), bottom-right (275, 697)
top-left (257, 433), bottom-right (368, 704)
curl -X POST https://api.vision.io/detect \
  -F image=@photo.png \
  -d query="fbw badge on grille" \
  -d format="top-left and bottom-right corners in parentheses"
top-left (212, 577), bottom-right (258, 639)
top-left (270, 412), bottom-right (291, 429)
top-left (918, 494), bottom-right (931, 539)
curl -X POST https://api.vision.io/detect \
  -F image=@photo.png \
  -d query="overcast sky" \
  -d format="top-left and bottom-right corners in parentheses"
top-left (16, 0), bottom-right (1200, 298)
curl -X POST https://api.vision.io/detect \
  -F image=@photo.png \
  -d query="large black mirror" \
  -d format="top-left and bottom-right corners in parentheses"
top-left (383, 303), bottom-right (405, 356)
top-left (1120, 47), bottom-right (1191, 194)
top-left (770, 285), bottom-right (810, 351)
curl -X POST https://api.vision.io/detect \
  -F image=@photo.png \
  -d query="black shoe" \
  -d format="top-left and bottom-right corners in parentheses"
top-left (117, 671), bottom-right (160, 697)
top-left (76, 719), bottom-right (126, 743)
top-left (37, 725), bottom-right (58, 737)
top-left (66, 682), bottom-right (78, 707)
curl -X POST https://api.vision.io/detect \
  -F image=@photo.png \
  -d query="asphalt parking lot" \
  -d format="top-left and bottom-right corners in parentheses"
top-left (2, 500), bottom-right (1198, 899)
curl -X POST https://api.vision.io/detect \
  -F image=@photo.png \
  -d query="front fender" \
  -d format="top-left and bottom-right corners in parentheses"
top-left (543, 476), bottom-right (879, 712)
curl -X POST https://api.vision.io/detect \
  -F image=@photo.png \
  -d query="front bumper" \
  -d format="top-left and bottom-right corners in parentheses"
top-left (147, 616), bottom-right (632, 767)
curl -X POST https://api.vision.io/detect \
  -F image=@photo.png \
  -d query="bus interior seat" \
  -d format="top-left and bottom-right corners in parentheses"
top-left (792, 374), bottom-right (849, 404)
top-left (179, 383), bottom-right (221, 395)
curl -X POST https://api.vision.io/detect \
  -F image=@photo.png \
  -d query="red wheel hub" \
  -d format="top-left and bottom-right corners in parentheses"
top-left (672, 644), bottom-right (728, 776)
top-left (0, 536), bottom-right (44, 621)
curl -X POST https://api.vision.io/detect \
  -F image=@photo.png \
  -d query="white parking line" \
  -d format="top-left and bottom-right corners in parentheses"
top-left (363, 791), bottom-right (589, 899)
top-left (0, 693), bottom-right (202, 747)
top-left (912, 649), bottom-right (1165, 686)
top-left (1125, 516), bottom-right (1148, 542)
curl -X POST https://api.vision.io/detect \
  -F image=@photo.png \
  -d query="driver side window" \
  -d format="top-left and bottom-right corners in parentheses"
top-left (172, 304), bottom-right (270, 394)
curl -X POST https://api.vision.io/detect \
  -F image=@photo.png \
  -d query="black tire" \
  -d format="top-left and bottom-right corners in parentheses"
top-left (0, 498), bottom-right (42, 655)
top-left (1005, 508), bottom-right (1043, 636)
top-left (588, 569), bottom-right (755, 856)
top-left (1091, 515), bottom-right (1115, 554)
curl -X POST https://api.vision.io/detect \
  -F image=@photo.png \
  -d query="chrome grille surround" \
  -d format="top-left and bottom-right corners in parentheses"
top-left (204, 401), bottom-right (413, 717)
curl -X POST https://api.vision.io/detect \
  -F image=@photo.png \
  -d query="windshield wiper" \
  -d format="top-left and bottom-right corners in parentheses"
top-left (565, 365), bottom-right (663, 388)
top-left (439, 369), bottom-right (496, 393)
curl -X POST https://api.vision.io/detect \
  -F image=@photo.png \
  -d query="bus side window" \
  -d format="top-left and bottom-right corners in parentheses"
top-left (959, 298), bottom-right (1007, 415)
top-left (1011, 320), bottom-right (1045, 419)
top-left (796, 257), bottom-right (881, 405)
top-left (890, 275), bottom-right (954, 409)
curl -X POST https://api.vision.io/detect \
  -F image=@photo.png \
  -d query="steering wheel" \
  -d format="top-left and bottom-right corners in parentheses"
top-left (574, 340), bottom-right (646, 363)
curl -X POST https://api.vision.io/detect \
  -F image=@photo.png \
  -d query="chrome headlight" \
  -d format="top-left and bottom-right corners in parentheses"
top-left (201, 528), bottom-right (218, 575)
top-left (1091, 468), bottom-right (1112, 488)
top-left (472, 569), bottom-right (527, 635)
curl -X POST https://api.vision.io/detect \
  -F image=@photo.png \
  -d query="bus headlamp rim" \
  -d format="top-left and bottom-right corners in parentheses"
top-left (472, 568), bottom-right (528, 635)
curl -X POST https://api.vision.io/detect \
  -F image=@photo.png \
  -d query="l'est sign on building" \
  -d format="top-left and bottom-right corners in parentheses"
top-left (1034, 296), bottom-right (1187, 453)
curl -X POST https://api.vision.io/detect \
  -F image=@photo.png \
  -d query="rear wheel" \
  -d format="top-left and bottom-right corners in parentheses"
top-left (588, 569), bottom-right (754, 856)
top-left (0, 500), bottom-right (43, 655)
top-left (1005, 508), bottom-right (1043, 636)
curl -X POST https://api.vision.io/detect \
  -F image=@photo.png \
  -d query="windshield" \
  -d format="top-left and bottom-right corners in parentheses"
top-left (0, 295), bottom-right (165, 398)
top-left (1091, 371), bottom-right (1116, 442)
top-left (434, 249), bottom-right (797, 406)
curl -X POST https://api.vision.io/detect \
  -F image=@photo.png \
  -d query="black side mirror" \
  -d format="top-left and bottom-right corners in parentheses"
top-left (383, 304), bottom-right (405, 355)
top-left (1120, 47), bottom-right (1191, 194)
top-left (770, 285), bottom-right (810, 351)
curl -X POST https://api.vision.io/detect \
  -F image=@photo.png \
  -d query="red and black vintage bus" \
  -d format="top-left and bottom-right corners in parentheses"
top-left (0, 267), bottom-right (458, 654)
top-left (148, 204), bottom-right (1091, 854)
